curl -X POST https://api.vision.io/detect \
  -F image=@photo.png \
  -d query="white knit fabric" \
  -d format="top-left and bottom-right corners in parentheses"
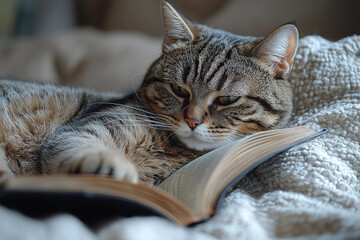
top-left (1, 35), bottom-right (359, 240)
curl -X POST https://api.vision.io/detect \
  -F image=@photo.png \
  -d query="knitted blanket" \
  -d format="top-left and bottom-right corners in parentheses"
top-left (1, 35), bottom-right (360, 240)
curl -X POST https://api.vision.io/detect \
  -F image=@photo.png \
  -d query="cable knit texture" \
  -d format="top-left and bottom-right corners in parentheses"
top-left (1, 35), bottom-right (360, 240)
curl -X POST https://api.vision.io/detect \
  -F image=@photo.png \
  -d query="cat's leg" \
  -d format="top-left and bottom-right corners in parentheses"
top-left (0, 144), bottom-right (14, 184)
top-left (38, 124), bottom-right (139, 182)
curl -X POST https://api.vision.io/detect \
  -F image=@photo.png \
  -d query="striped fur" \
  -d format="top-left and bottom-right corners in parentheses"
top-left (0, 1), bottom-right (297, 184)
top-left (141, 1), bottom-right (297, 152)
top-left (0, 79), bottom-right (199, 184)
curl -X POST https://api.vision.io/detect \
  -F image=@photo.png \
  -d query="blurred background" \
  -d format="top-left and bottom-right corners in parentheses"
top-left (1, 0), bottom-right (359, 39)
top-left (0, 0), bottom-right (359, 92)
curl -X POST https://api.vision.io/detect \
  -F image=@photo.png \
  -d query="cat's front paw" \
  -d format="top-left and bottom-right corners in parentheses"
top-left (69, 152), bottom-right (139, 183)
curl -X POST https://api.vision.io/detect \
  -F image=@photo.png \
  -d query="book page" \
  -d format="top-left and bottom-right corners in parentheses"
top-left (158, 126), bottom-right (321, 217)
top-left (203, 126), bottom-right (319, 211)
top-left (158, 140), bottom-right (239, 216)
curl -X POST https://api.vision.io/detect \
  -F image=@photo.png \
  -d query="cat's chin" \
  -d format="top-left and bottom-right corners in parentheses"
top-left (174, 123), bottom-right (230, 151)
top-left (176, 135), bottom-right (225, 151)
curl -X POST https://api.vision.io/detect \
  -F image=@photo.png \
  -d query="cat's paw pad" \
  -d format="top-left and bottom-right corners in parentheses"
top-left (70, 152), bottom-right (139, 183)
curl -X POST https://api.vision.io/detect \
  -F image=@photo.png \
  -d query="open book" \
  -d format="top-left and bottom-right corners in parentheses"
top-left (0, 126), bottom-right (325, 226)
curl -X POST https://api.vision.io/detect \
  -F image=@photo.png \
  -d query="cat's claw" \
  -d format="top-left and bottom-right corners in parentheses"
top-left (69, 151), bottom-right (139, 183)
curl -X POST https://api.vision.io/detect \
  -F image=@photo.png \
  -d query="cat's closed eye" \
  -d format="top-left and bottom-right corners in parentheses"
top-left (139, 0), bottom-right (298, 151)
top-left (171, 84), bottom-right (190, 98)
top-left (216, 96), bottom-right (239, 105)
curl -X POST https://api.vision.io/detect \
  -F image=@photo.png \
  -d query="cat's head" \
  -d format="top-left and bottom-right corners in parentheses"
top-left (140, 0), bottom-right (298, 151)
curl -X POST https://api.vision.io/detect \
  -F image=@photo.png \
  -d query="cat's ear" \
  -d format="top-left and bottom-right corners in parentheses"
top-left (252, 24), bottom-right (299, 79)
top-left (160, 0), bottom-right (195, 46)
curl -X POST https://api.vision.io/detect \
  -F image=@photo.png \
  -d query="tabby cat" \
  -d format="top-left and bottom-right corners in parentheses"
top-left (0, 1), bottom-right (298, 185)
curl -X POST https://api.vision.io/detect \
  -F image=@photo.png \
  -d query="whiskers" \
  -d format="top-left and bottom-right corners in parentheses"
top-left (83, 102), bottom-right (173, 131)
top-left (87, 102), bottom-right (157, 117)
top-left (105, 116), bottom-right (172, 131)
top-left (131, 80), bottom-right (143, 104)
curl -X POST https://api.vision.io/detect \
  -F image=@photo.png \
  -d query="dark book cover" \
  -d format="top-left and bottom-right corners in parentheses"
top-left (0, 189), bottom-right (168, 227)
top-left (0, 129), bottom-right (326, 227)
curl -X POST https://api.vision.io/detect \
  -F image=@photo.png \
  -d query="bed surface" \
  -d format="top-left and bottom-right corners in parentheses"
top-left (0, 31), bottom-right (359, 240)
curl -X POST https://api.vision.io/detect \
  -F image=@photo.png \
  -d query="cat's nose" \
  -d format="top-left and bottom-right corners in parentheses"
top-left (185, 117), bottom-right (203, 130)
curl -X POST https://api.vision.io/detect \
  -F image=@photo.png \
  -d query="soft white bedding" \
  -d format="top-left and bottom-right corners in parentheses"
top-left (1, 35), bottom-right (360, 240)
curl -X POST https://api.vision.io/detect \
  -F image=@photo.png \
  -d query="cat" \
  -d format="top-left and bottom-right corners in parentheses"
top-left (0, 0), bottom-right (298, 185)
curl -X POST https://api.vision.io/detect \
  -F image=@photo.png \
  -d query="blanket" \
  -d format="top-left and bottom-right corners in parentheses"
top-left (1, 34), bottom-right (359, 240)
